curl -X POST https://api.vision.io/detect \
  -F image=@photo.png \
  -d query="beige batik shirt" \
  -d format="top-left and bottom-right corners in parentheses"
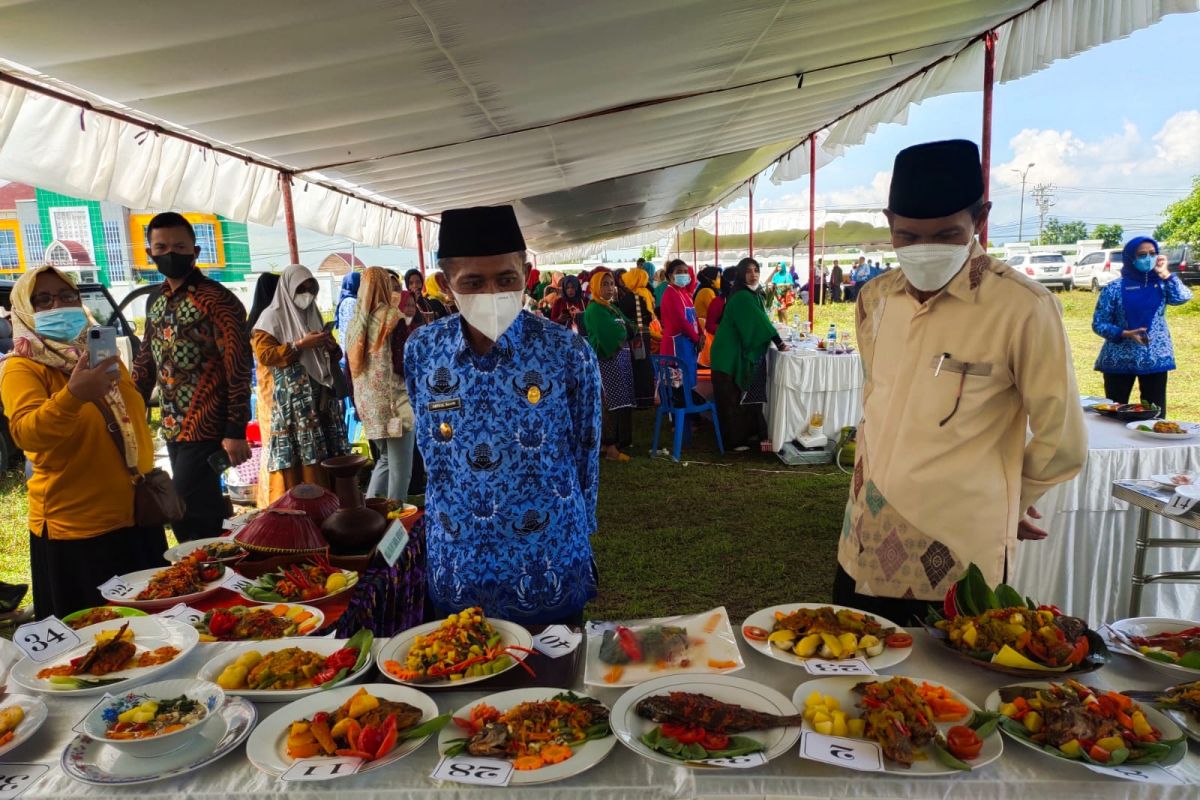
top-left (838, 242), bottom-right (1087, 600)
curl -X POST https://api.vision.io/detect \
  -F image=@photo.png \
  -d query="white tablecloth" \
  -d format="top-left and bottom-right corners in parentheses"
top-left (6, 631), bottom-right (1197, 800)
top-left (764, 343), bottom-right (863, 446)
top-left (1011, 413), bottom-right (1200, 624)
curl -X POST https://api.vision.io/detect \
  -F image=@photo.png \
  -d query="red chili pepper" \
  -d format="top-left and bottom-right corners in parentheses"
top-left (862, 696), bottom-right (883, 709)
top-left (616, 626), bottom-right (642, 661)
top-left (208, 609), bottom-right (237, 638)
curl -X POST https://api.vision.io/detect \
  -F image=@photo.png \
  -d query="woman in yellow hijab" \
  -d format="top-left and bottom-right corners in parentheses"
top-left (617, 269), bottom-right (659, 407)
top-left (423, 272), bottom-right (454, 320)
top-left (0, 265), bottom-right (165, 618)
top-left (583, 270), bottom-right (636, 461)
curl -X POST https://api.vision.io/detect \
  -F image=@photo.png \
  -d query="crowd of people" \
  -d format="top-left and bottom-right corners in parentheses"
top-left (0, 138), bottom-right (1193, 627)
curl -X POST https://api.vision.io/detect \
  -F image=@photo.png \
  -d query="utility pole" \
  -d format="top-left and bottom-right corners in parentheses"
top-left (1031, 183), bottom-right (1056, 245)
top-left (1011, 162), bottom-right (1035, 242)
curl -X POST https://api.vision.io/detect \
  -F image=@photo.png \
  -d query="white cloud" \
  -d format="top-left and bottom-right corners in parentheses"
top-left (758, 170), bottom-right (892, 213)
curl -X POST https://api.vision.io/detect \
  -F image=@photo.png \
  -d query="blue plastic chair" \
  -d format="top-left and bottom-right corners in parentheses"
top-left (650, 354), bottom-right (724, 461)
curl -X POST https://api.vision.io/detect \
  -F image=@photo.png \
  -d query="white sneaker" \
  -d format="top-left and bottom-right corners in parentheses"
top-left (733, 445), bottom-right (750, 452)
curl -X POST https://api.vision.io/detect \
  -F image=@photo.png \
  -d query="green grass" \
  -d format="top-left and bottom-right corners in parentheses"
top-left (3, 287), bottom-right (1198, 619)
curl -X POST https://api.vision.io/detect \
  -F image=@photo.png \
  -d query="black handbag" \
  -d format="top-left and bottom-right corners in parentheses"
top-left (94, 400), bottom-right (186, 527)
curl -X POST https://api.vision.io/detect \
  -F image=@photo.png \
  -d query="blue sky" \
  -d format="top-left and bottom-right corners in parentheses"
top-left (250, 10), bottom-right (1200, 266)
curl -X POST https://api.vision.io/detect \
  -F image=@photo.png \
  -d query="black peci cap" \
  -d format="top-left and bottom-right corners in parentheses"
top-left (437, 205), bottom-right (527, 258)
top-left (887, 140), bottom-right (984, 219)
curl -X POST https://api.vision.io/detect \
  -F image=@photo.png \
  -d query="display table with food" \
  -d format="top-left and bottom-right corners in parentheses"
top-left (1011, 412), bottom-right (1200, 624)
top-left (764, 341), bottom-right (864, 447)
top-left (3, 601), bottom-right (1198, 800)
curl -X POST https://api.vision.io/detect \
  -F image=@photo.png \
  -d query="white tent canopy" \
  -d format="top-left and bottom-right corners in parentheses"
top-left (0, 0), bottom-right (1193, 254)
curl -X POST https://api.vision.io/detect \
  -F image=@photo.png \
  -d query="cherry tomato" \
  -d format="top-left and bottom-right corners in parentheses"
top-left (885, 632), bottom-right (913, 648)
top-left (945, 725), bottom-right (983, 760)
top-left (742, 626), bottom-right (770, 641)
top-left (700, 731), bottom-right (730, 751)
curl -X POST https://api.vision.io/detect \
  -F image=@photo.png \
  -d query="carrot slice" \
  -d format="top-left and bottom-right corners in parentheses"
top-left (707, 659), bottom-right (737, 669)
top-left (513, 754), bottom-right (545, 770)
top-left (540, 744), bottom-right (573, 764)
top-left (603, 665), bottom-right (624, 683)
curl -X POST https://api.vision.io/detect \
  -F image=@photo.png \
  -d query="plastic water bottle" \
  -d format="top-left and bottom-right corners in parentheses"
top-left (826, 323), bottom-right (837, 351)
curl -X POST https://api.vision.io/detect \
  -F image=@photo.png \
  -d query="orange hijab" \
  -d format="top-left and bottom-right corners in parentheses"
top-left (346, 267), bottom-right (401, 379)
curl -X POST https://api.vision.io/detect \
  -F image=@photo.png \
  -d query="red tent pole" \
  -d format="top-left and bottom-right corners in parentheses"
top-left (980, 30), bottom-right (997, 249)
top-left (279, 173), bottom-right (300, 265)
top-left (714, 210), bottom-right (719, 266)
top-left (808, 136), bottom-right (816, 328)
top-left (748, 183), bottom-right (754, 258)
top-left (415, 215), bottom-right (427, 277)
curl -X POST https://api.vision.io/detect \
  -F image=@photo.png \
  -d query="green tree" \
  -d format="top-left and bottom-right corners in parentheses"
top-left (641, 245), bottom-right (658, 262)
top-left (1040, 217), bottom-right (1088, 245)
top-left (1155, 176), bottom-right (1200, 244)
top-left (1091, 224), bottom-right (1124, 248)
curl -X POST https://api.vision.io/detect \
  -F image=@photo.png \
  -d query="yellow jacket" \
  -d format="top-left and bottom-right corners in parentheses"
top-left (1, 358), bottom-right (155, 540)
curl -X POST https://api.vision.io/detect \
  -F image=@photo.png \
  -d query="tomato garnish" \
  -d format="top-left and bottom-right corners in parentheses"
top-left (884, 632), bottom-right (913, 648)
top-left (660, 723), bottom-right (706, 744)
top-left (946, 725), bottom-right (983, 760)
top-left (700, 731), bottom-right (730, 751)
top-left (742, 625), bottom-right (770, 641)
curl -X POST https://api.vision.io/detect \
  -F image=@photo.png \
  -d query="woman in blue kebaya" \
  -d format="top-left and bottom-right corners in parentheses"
top-left (1092, 236), bottom-right (1191, 416)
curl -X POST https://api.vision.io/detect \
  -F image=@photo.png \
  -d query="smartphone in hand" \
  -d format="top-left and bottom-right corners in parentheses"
top-left (207, 449), bottom-right (232, 475)
top-left (87, 326), bottom-right (119, 374)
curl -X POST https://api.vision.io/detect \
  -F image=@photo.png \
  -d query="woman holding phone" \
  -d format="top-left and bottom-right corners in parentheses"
top-left (252, 264), bottom-right (350, 500)
top-left (0, 265), bottom-right (165, 619)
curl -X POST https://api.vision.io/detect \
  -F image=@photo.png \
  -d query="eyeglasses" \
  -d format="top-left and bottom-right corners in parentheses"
top-left (31, 289), bottom-right (81, 310)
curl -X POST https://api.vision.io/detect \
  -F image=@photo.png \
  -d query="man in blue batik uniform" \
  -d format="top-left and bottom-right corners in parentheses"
top-left (405, 205), bottom-right (601, 625)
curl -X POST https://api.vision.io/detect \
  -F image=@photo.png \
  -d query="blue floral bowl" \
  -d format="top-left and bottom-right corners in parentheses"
top-left (80, 678), bottom-right (224, 756)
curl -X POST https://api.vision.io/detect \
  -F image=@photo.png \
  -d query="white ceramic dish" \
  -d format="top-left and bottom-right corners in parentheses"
top-left (79, 678), bottom-right (224, 756)
top-left (9, 616), bottom-right (199, 696)
top-left (1106, 616), bottom-right (1200, 676)
top-left (192, 603), bottom-right (325, 642)
top-left (739, 603), bottom-right (911, 671)
top-left (0, 694), bottom-right (49, 759)
top-left (1148, 473), bottom-right (1198, 489)
top-left (985, 682), bottom-right (1186, 768)
top-left (583, 607), bottom-right (745, 688)
top-left (100, 566), bottom-right (225, 611)
top-left (610, 673), bottom-right (800, 769)
top-left (236, 569), bottom-right (359, 606)
top-left (245, 683), bottom-right (440, 778)
top-left (436, 688), bottom-right (616, 784)
top-left (197, 636), bottom-right (372, 700)
top-left (377, 618), bottom-right (533, 687)
top-left (1126, 420), bottom-right (1200, 441)
top-left (61, 697), bottom-right (255, 786)
top-left (163, 536), bottom-right (247, 564)
top-left (795, 675), bottom-right (1003, 775)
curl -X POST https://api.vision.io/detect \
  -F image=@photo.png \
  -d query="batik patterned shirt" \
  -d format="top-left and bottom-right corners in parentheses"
top-left (132, 270), bottom-right (252, 443)
top-left (405, 310), bottom-right (601, 624)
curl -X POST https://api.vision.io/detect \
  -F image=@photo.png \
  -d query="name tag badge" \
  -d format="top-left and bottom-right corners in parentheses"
top-left (427, 398), bottom-right (462, 412)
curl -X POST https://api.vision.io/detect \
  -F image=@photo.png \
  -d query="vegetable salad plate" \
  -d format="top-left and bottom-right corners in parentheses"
top-left (1126, 420), bottom-right (1200, 440)
top-left (740, 603), bottom-right (912, 671)
top-left (378, 610), bottom-right (533, 687)
top-left (0, 694), bottom-right (49, 759)
top-left (192, 604), bottom-right (324, 642)
top-left (584, 607), bottom-right (745, 688)
top-left (100, 565), bottom-right (225, 611)
top-left (986, 681), bottom-right (1187, 769)
top-left (610, 673), bottom-right (801, 769)
top-left (198, 631), bottom-right (374, 701)
top-left (9, 616), bottom-right (198, 696)
top-left (437, 688), bottom-right (616, 784)
top-left (1106, 617), bottom-right (1200, 676)
top-left (794, 675), bottom-right (1003, 775)
top-left (61, 696), bottom-right (256, 786)
top-left (244, 683), bottom-right (443, 778)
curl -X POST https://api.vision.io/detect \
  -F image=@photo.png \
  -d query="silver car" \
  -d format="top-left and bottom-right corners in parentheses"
top-left (1007, 253), bottom-right (1071, 290)
top-left (1073, 249), bottom-right (1124, 292)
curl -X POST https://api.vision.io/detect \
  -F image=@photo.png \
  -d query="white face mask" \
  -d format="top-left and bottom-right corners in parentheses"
top-left (455, 289), bottom-right (524, 342)
top-left (895, 243), bottom-right (971, 292)
top-left (294, 292), bottom-right (314, 310)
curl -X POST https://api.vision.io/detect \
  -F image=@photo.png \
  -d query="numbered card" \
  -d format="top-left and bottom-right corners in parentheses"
top-left (97, 575), bottom-right (135, 599)
top-left (430, 755), bottom-right (514, 786)
top-left (803, 658), bottom-right (876, 676)
top-left (159, 603), bottom-right (205, 625)
top-left (378, 520), bottom-right (410, 567)
top-left (696, 751), bottom-right (768, 769)
top-left (220, 571), bottom-right (254, 594)
top-left (0, 764), bottom-right (50, 800)
top-left (280, 756), bottom-right (363, 782)
top-left (12, 616), bottom-right (81, 663)
top-left (799, 731), bottom-right (885, 772)
top-left (1084, 763), bottom-right (1187, 785)
top-left (532, 624), bottom-right (582, 659)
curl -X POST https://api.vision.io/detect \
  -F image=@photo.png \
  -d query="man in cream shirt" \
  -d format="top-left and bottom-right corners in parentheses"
top-left (834, 140), bottom-right (1087, 623)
